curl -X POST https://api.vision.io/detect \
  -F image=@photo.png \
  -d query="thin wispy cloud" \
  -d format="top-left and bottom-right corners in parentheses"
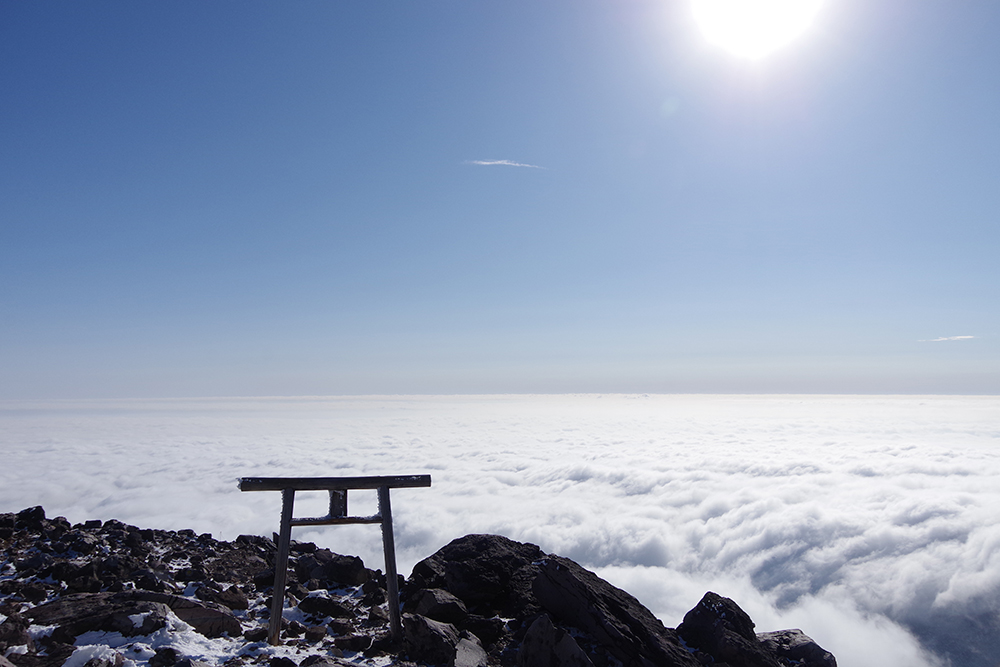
top-left (920, 335), bottom-right (975, 342)
top-left (464, 159), bottom-right (546, 169)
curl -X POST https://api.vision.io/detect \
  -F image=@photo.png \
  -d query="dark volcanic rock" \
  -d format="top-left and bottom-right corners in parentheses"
top-left (454, 635), bottom-right (489, 667)
top-left (176, 659), bottom-right (211, 667)
top-left (295, 550), bottom-right (369, 587)
top-left (532, 556), bottom-right (700, 667)
top-left (130, 568), bottom-right (176, 593)
top-left (758, 629), bottom-right (837, 667)
top-left (124, 591), bottom-right (243, 638)
top-left (83, 650), bottom-right (126, 667)
top-left (402, 613), bottom-right (460, 664)
top-left (297, 594), bottom-right (354, 619)
top-left (253, 568), bottom-right (277, 591)
top-left (0, 613), bottom-right (35, 652)
top-left (677, 592), bottom-right (781, 667)
top-left (679, 591), bottom-right (757, 643)
top-left (6, 641), bottom-right (76, 667)
top-left (24, 591), bottom-right (240, 640)
top-left (299, 658), bottom-right (353, 667)
top-left (149, 647), bottom-right (178, 667)
top-left (244, 627), bottom-right (269, 643)
top-left (195, 582), bottom-right (250, 610)
top-left (408, 534), bottom-right (544, 617)
top-left (15, 506), bottom-right (45, 530)
top-left (1, 507), bottom-right (836, 667)
top-left (518, 613), bottom-right (594, 667)
top-left (28, 594), bottom-right (170, 645)
top-left (403, 535), bottom-right (835, 667)
top-left (411, 587), bottom-right (469, 625)
top-left (14, 553), bottom-right (54, 576)
top-left (204, 548), bottom-right (268, 585)
top-left (333, 634), bottom-right (372, 651)
top-left (461, 614), bottom-right (506, 648)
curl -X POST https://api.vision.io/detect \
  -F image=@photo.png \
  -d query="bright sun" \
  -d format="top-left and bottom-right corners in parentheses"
top-left (692, 0), bottom-right (823, 59)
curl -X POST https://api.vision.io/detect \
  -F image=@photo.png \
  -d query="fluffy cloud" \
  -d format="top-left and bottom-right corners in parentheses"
top-left (2, 394), bottom-right (998, 667)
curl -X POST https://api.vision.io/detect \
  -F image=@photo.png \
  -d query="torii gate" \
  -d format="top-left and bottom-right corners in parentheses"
top-left (239, 475), bottom-right (432, 645)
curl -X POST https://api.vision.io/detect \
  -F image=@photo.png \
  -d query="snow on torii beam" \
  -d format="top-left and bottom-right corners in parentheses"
top-left (238, 475), bottom-right (432, 645)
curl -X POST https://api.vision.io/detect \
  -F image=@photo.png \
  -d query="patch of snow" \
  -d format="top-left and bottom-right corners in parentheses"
top-left (27, 623), bottom-right (57, 640)
top-left (129, 612), bottom-right (152, 629)
top-left (63, 645), bottom-right (135, 667)
top-left (73, 610), bottom-right (248, 667)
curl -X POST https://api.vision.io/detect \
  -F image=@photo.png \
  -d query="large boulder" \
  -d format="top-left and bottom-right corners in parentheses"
top-left (454, 636), bottom-right (489, 667)
top-left (758, 629), bottom-right (837, 667)
top-left (0, 614), bottom-right (35, 653)
top-left (14, 506), bottom-right (45, 530)
top-left (22, 593), bottom-right (171, 643)
top-left (408, 534), bottom-right (543, 617)
top-left (412, 588), bottom-right (469, 625)
top-left (194, 582), bottom-right (250, 610)
top-left (295, 549), bottom-right (369, 587)
top-left (677, 592), bottom-right (781, 667)
top-left (24, 591), bottom-right (241, 640)
top-left (297, 593), bottom-right (354, 619)
top-left (518, 613), bottom-right (594, 667)
top-left (532, 556), bottom-right (700, 667)
top-left (401, 612), bottom-right (488, 667)
top-left (5, 642), bottom-right (75, 667)
top-left (127, 591), bottom-right (243, 638)
top-left (402, 613), bottom-right (460, 664)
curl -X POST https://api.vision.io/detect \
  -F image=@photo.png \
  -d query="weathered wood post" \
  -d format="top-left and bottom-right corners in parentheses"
top-left (238, 475), bottom-right (431, 646)
top-left (377, 485), bottom-right (402, 639)
top-left (271, 487), bottom-right (295, 645)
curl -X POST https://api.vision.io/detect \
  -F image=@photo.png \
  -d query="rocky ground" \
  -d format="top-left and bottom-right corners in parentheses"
top-left (1, 507), bottom-right (836, 667)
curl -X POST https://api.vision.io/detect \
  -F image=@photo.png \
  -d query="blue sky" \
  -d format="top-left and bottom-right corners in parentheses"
top-left (2, 0), bottom-right (998, 398)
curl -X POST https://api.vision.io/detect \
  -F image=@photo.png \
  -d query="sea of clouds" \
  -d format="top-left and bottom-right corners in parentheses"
top-left (2, 394), bottom-right (998, 667)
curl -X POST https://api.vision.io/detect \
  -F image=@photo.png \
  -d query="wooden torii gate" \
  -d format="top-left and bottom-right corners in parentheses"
top-left (238, 475), bottom-right (432, 645)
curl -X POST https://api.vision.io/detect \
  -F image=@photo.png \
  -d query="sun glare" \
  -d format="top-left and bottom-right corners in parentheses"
top-left (692, 0), bottom-right (823, 59)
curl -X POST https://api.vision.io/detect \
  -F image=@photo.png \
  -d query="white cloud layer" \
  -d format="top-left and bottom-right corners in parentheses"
top-left (2, 394), bottom-right (999, 667)
top-left (464, 159), bottom-right (545, 168)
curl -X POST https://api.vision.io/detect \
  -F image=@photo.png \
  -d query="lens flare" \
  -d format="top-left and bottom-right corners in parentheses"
top-left (692, 0), bottom-right (823, 59)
